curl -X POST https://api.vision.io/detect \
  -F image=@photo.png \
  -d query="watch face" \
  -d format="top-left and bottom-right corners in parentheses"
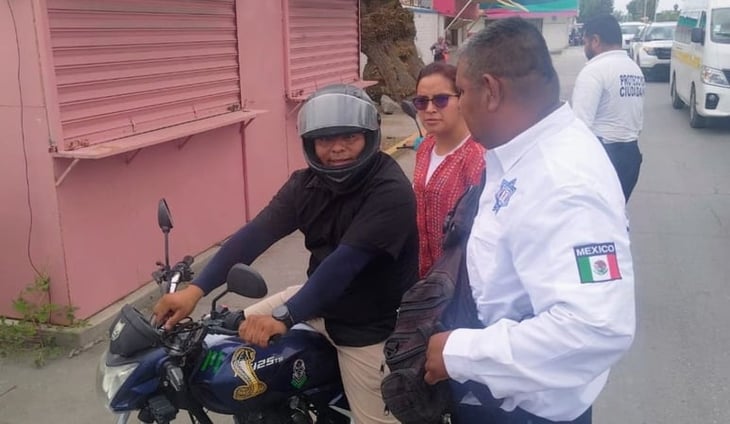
top-left (272, 305), bottom-right (287, 319)
top-left (272, 305), bottom-right (293, 328)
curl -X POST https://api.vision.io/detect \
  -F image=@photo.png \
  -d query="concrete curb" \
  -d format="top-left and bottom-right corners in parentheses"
top-left (383, 131), bottom-right (419, 156)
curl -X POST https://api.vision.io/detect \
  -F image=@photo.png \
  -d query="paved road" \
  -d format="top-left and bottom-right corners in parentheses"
top-left (2, 47), bottom-right (730, 423)
top-left (592, 49), bottom-right (730, 423)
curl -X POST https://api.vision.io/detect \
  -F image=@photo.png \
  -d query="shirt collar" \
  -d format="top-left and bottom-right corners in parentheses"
top-left (490, 103), bottom-right (574, 174)
top-left (587, 49), bottom-right (627, 65)
top-left (432, 134), bottom-right (472, 158)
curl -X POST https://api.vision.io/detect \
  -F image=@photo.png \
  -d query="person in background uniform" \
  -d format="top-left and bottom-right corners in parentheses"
top-left (572, 14), bottom-right (645, 202)
top-left (412, 61), bottom-right (485, 278)
top-left (422, 18), bottom-right (636, 424)
top-left (430, 36), bottom-right (450, 62)
top-left (153, 84), bottom-right (418, 424)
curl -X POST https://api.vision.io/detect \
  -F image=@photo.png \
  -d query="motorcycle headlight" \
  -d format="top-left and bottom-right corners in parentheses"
top-left (97, 354), bottom-right (138, 409)
top-left (643, 47), bottom-right (656, 55)
top-left (701, 66), bottom-right (730, 87)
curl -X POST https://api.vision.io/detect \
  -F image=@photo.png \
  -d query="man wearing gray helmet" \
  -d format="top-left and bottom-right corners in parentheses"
top-left (153, 84), bottom-right (418, 424)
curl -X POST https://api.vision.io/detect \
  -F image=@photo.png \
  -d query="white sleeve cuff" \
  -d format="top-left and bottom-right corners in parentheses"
top-left (443, 320), bottom-right (518, 384)
top-left (443, 328), bottom-right (483, 383)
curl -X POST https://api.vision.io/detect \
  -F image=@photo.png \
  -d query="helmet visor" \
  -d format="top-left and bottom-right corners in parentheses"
top-left (298, 93), bottom-right (379, 137)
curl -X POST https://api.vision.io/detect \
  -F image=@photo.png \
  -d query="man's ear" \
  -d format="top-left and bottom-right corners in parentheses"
top-left (482, 73), bottom-right (503, 112)
top-left (586, 34), bottom-right (599, 48)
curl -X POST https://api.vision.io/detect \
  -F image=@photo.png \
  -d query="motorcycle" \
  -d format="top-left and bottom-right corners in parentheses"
top-left (569, 26), bottom-right (584, 47)
top-left (97, 199), bottom-right (351, 424)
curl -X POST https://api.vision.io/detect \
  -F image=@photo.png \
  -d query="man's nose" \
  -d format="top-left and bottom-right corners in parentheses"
top-left (329, 139), bottom-right (347, 150)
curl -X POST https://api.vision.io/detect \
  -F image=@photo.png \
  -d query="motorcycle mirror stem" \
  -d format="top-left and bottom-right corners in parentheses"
top-left (210, 289), bottom-right (229, 319)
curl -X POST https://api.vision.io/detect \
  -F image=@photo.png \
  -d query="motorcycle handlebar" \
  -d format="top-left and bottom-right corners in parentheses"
top-left (202, 309), bottom-right (243, 337)
top-left (221, 310), bottom-right (244, 331)
top-left (208, 326), bottom-right (239, 336)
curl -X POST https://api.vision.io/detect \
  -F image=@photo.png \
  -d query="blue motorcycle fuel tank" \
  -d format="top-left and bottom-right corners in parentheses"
top-left (189, 327), bottom-right (341, 414)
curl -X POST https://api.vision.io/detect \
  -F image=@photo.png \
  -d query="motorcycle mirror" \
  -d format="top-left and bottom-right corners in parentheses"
top-left (157, 199), bottom-right (174, 272)
top-left (157, 199), bottom-right (174, 233)
top-left (226, 264), bottom-right (268, 299)
top-left (400, 99), bottom-right (418, 120)
top-left (399, 99), bottom-right (423, 138)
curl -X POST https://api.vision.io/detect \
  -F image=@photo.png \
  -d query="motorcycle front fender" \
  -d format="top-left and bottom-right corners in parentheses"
top-left (113, 411), bottom-right (131, 424)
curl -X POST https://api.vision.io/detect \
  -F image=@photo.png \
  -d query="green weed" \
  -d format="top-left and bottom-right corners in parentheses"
top-left (0, 275), bottom-right (86, 367)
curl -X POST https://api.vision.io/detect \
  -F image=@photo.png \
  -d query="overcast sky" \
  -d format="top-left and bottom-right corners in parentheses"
top-left (613, 0), bottom-right (683, 14)
top-left (614, 0), bottom-right (631, 13)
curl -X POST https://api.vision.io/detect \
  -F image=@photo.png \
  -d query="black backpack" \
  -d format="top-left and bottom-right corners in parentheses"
top-left (381, 178), bottom-right (500, 424)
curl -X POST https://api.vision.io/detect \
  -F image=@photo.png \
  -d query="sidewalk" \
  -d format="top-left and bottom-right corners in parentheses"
top-left (0, 48), bottom-right (587, 424)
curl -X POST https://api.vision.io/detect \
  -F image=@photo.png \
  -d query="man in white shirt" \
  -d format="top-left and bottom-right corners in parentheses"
top-left (423, 18), bottom-right (636, 424)
top-left (572, 14), bottom-right (645, 201)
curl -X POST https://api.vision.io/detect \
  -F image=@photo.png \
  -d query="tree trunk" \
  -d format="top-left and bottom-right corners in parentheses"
top-left (361, 0), bottom-right (424, 102)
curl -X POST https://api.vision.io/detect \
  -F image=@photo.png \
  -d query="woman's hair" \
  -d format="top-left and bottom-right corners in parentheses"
top-left (416, 62), bottom-right (458, 92)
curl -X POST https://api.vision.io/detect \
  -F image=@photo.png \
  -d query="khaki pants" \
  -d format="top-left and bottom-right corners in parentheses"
top-left (245, 286), bottom-right (399, 424)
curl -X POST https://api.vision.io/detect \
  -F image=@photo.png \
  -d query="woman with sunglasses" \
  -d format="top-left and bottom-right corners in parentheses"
top-left (412, 62), bottom-right (485, 278)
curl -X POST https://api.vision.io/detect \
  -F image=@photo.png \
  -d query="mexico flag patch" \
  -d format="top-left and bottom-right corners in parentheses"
top-left (574, 242), bottom-right (622, 283)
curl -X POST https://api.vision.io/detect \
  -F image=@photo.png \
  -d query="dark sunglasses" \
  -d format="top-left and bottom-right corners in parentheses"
top-left (412, 93), bottom-right (460, 111)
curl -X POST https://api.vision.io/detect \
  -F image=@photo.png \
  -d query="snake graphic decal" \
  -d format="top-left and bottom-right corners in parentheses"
top-left (231, 347), bottom-right (268, 401)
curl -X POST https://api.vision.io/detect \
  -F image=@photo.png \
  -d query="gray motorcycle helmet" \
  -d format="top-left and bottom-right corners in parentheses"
top-left (298, 84), bottom-right (381, 187)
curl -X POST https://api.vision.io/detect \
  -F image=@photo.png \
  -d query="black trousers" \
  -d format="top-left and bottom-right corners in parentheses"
top-left (453, 404), bottom-right (592, 424)
top-left (600, 139), bottom-right (643, 202)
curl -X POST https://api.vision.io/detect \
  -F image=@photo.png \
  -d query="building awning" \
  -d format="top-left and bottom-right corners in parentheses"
top-left (478, 0), bottom-right (577, 17)
top-left (446, 16), bottom-right (476, 29)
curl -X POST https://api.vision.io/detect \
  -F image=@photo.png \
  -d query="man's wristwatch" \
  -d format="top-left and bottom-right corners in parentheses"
top-left (272, 304), bottom-right (294, 329)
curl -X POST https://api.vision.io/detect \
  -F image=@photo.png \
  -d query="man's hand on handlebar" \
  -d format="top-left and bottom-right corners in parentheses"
top-left (239, 315), bottom-right (287, 347)
top-left (153, 285), bottom-right (205, 331)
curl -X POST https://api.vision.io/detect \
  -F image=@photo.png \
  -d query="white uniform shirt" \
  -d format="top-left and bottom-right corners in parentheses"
top-left (443, 104), bottom-right (636, 421)
top-left (571, 50), bottom-right (645, 142)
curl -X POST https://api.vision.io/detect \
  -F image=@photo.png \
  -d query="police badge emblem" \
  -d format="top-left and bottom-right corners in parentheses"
top-left (493, 178), bottom-right (517, 214)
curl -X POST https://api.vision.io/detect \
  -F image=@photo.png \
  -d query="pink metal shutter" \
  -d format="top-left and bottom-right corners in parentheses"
top-left (46, 0), bottom-right (242, 149)
top-left (284, 0), bottom-right (361, 100)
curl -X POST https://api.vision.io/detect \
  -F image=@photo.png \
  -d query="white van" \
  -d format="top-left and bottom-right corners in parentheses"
top-left (670, 0), bottom-right (730, 128)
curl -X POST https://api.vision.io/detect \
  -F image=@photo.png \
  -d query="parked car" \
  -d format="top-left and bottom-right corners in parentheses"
top-left (620, 21), bottom-right (646, 52)
top-left (628, 25), bottom-right (646, 58)
top-left (631, 21), bottom-right (677, 80)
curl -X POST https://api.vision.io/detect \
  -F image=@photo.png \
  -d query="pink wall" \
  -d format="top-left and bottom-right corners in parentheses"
top-left (54, 129), bottom-right (247, 319)
top-left (1, 1), bottom-right (70, 317)
top-left (236, 0), bottom-right (305, 217)
top-left (0, 1), bottom-right (310, 320)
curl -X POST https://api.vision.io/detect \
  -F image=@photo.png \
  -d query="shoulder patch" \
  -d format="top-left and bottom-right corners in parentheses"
top-left (574, 242), bottom-right (622, 283)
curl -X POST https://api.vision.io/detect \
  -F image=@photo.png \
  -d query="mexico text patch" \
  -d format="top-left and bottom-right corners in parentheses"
top-left (574, 242), bottom-right (622, 283)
